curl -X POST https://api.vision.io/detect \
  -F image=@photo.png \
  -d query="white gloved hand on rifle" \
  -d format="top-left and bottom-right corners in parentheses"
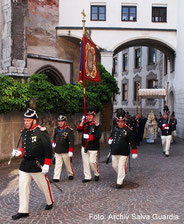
top-left (132, 153), bottom-right (138, 159)
top-left (11, 149), bottom-right (22, 157)
top-left (68, 151), bottom-right (73, 157)
top-left (52, 142), bottom-right (56, 148)
top-left (42, 164), bottom-right (49, 174)
top-left (108, 138), bottom-right (113, 145)
top-left (81, 115), bottom-right (85, 123)
top-left (83, 134), bottom-right (89, 139)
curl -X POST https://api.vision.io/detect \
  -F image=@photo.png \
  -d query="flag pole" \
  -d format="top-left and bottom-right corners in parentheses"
top-left (81, 10), bottom-right (88, 152)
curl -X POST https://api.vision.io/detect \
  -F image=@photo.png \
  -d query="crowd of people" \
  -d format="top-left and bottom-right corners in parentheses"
top-left (10, 105), bottom-right (177, 220)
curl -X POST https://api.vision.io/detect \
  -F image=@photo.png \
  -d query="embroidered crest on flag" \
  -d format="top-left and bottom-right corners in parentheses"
top-left (85, 42), bottom-right (97, 79)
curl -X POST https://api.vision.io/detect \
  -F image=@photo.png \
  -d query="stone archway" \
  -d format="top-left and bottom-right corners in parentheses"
top-left (35, 65), bottom-right (66, 86)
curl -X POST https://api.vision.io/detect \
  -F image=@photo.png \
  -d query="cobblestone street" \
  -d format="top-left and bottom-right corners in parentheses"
top-left (0, 138), bottom-right (184, 224)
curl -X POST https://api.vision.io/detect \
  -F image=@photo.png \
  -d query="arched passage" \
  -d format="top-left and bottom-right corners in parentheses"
top-left (113, 38), bottom-right (175, 71)
top-left (35, 65), bottom-right (66, 86)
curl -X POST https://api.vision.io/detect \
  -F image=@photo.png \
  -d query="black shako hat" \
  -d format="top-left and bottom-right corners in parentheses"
top-left (163, 105), bottom-right (170, 114)
top-left (116, 108), bottom-right (126, 121)
top-left (24, 108), bottom-right (38, 119)
top-left (58, 114), bottom-right (67, 121)
top-left (86, 106), bottom-right (96, 116)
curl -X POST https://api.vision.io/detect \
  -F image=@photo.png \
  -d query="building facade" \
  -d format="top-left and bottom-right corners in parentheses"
top-left (1, 0), bottom-right (184, 138)
top-left (113, 47), bottom-right (164, 117)
top-left (57, 0), bottom-right (184, 137)
top-left (0, 0), bottom-right (73, 84)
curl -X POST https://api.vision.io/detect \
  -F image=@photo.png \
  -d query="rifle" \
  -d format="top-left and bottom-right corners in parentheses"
top-left (36, 160), bottom-right (63, 193)
top-left (8, 131), bottom-right (22, 165)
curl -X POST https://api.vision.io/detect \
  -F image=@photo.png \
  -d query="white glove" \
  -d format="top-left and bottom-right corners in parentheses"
top-left (83, 134), bottom-right (89, 139)
top-left (132, 154), bottom-right (138, 159)
top-left (11, 149), bottom-right (22, 157)
top-left (81, 116), bottom-right (85, 123)
top-left (68, 151), bottom-right (73, 157)
top-left (42, 164), bottom-right (49, 174)
top-left (52, 142), bottom-right (56, 148)
top-left (108, 139), bottom-right (113, 145)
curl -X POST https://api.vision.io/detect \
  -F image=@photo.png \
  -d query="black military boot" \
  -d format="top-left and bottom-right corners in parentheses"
top-left (68, 176), bottom-right (74, 180)
top-left (53, 179), bottom-right (59, 182)
top-left (45, 203), bottom-right (53, 210)
top-left (94, 176), bottom-right (100, 181)
top-left (82, 179), bottom-right (92, 183)
top-left (116, 184), bottom-right (122, 189)
top-left (12, 213), bottom-right (29, 220)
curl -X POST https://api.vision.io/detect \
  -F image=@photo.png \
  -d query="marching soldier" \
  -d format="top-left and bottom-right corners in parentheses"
top-left (77, 107), bottom-right (101, 183)
top-left (158, 110), bottom-right (173, 156)
top-left (11, 108), bottom-right (53, 220)
top-left (108, 109), bottom-right (138, 189)
top-left (52, 114), bottom-right (74, 182)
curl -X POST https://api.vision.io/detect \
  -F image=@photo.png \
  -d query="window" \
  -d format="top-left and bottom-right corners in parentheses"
top-left (148, 48), bottom-right (156, 65)
top-left (113, 57), bottom-right (118, 74)
top-left (134, 81), bottom-right (140, 101)
top-left (135, 48), bottom-right (141, 68)
top-left (122, 6), bottom-right (136, 21)
top-left (148, 80), bottom-right (158, 88)
top-left (91, 5), bottom-right (106, 21)
top-left (123, 53), bottom-right (128, 71)
top-left (122, 83), bottom-right (128, 101)
top-left (152, 7), bottom-right (167, 22)
top-left (164, 55), bottom-right (168, 75)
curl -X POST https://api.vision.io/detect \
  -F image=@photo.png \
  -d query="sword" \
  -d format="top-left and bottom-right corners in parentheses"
top-left (36, 160), bottom-right (63, 193)
top-left (106, 145), bottom-right (112, 164)
top-left (8, 132), bottom-right (22, 165)
top-left (106, 151), bottom-right (112, 164)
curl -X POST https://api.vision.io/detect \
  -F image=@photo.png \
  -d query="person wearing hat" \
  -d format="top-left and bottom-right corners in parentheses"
top-left (11, 108), bottom-right (53, 220)
top-left (108, 109), bottom-right (138, 189)
top-left (52, 114), bottom-right (74, 182)
top-left (77, 107), bottom-right (101, 183)
top-left (158, 111), bottom-right (173, 156)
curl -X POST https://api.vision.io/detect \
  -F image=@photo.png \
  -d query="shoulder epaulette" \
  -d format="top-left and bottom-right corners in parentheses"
top-left (38, 125), bottom-right (46, 131)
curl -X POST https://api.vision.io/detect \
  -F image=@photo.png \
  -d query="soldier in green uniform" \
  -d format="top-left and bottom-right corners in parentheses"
top-left (77, 107), bottom-right (101, 183)
top-left (108, 109), bottom-right (138, 189)
top-left (52, 114), bottom-right (74, 182)
top-left (11, 108), bottom-right (53, 220)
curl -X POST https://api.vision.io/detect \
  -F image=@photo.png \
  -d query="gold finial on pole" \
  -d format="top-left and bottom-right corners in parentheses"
top-left (81, 9), bottom-right (86, 34)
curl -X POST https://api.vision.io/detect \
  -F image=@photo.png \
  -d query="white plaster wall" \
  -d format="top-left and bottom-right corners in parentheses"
top-left (59, 0), bottom-right (177, 29)
top-left (173, 0), bottom-right (184, 138)
top-left (58, 0), bottom-right (177, 51)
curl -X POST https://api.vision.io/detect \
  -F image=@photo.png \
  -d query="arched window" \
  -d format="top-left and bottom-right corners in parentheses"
top-left (35, 65), bottom-right (66, 86)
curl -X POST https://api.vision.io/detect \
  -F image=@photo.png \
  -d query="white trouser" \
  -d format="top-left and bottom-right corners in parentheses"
top-left (112, 155), bottom-right (128, 185)
top-left (81, 147), bottom-right (99, 180)
top-left (161, 135), bottom-right (172, 155)
top-left (19, 170), bottom-right (53, 213)
top-left (53, 153), bottom-right (74, 180)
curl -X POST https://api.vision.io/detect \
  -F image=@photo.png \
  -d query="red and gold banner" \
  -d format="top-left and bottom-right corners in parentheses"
top-left (79, 34), bottom-right (101, 83)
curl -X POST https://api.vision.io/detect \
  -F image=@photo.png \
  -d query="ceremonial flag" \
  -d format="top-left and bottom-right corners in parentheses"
top-left (79, 34), bottom-right (101, 83)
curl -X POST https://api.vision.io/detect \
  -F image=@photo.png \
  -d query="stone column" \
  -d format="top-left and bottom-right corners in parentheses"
top-left (100, 50), bottom-right (114, 74)
top-left (0, 0), bottom-right (28, 77)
